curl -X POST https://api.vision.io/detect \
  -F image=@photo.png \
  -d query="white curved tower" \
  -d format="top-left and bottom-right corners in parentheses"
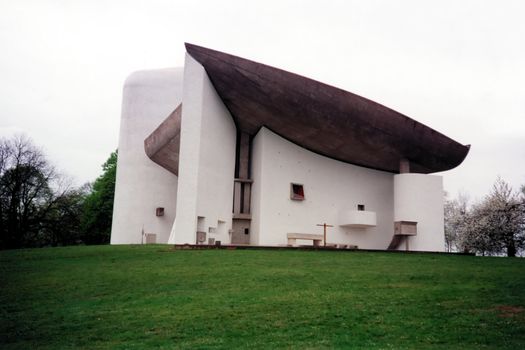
top-left (110, 68), bottom-right (182, 244)
top-left (393, 174), bottom-right (445, 251)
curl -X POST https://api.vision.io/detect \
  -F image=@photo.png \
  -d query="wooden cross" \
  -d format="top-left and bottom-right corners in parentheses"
top-left (316, 223), bottom-right (334, 247)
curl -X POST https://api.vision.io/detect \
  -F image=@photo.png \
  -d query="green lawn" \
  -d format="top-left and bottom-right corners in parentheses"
top-left (1, 245), bottom-right (524, 349)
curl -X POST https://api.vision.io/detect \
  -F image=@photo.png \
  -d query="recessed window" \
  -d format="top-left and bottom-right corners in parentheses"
top-left (357, 204), bottom-right (365, 211)
top-left (290, 183), bottom-right (305, 201)
top-left (244, 228), bottom-right (250, 235)
top-left (156, 207), bottom-right (164, 216)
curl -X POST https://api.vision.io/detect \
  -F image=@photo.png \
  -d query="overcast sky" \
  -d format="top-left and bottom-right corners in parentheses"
top-left (1, 0), bottom-right (524, 202)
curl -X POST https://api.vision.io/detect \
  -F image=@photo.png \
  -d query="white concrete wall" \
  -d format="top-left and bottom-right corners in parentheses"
top-left (111, 68), bottom-right (182, 244)
top-left (250, 129), bottom-right (264, 246)
top-left (251, 127), bottom-right (395, 249)
top-left (169, 54), bottom-right (236, 245)
top-left (394, 174), bottom-right (445, 251)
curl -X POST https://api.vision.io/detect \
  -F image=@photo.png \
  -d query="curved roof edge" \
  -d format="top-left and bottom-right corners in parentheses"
top-left (184, 43), bottom-right (470, 174)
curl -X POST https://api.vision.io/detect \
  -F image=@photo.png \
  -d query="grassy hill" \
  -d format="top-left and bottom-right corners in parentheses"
top-left (1, 245), bottom-right (524, 349)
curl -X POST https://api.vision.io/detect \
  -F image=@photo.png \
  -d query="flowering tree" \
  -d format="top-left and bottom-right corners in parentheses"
top-left (444, 192), bottom-right (469, 252)
top-left (483, 178), bottom-right (524, 257)
top-left (453, 178), bottom-right (525, 257)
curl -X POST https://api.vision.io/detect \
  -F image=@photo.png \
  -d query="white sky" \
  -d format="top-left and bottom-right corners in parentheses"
top-left (1, 0), bottom-right (524, 201)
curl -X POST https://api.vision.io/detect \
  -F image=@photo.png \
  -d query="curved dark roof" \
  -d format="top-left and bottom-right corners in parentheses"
top-left (185, 43), bottom-right (469, 174)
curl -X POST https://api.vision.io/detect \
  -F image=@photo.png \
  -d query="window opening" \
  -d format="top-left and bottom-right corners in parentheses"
top-left (290, 183), bottom-right (305, 201)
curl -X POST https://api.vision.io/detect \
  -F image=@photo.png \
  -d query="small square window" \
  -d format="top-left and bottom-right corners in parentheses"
top-left (357, 204), bottom-right (365, 211)
top-left (156, 207), bottom-right (165, 216)
top-left (290, 183), bottom-right (305, 201)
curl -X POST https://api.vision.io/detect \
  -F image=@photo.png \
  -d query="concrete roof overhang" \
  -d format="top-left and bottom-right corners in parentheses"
top-left (144, 105), bottom-right (181, 176)
top-left (184, 43), bottom-right (470, 174)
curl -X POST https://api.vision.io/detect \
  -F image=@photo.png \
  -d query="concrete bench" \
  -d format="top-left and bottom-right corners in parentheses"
top-left (287, 233), bottom-right (324, 247)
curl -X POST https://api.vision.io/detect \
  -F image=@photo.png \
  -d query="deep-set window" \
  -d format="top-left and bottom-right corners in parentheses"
top-left (290, 183), bottom-right (305, 201)
top-left (357, 204), bottom-right (365, 211)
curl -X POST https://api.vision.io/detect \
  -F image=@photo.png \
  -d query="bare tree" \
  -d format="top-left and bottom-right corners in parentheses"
top-left (0, 135), bottom-right (66, 248)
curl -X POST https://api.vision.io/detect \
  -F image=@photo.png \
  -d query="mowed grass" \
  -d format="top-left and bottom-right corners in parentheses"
top-left (1, 246), bottom-right (524, 349)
